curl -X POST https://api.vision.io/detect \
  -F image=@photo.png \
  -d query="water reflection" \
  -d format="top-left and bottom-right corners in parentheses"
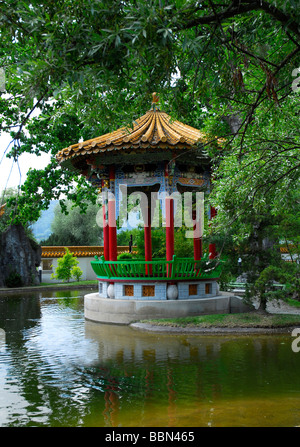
top-left (84, 321), bottom-right (225, 365)
top-left (0, 291), bottom-right (300, 427)
top-left (0, 328), bottom-right (5, 351)
top-left (83, 321), bottom-right (300, 427)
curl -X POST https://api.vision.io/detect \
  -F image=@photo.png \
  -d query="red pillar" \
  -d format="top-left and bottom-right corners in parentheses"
top-left (209, 206), bottom-right (217, 260)
top-left (144, 205), bottom-right (152, 275)
top-left (108, 197), bottom-right (117, 262)
top-left (166, 196), bottom-right (174, 277)
top-left (192, 209), bottom-right (202, 261)
top-left (108, 166), bottom-right (117, 262)
top-left (102, 189), bottom-right (109, 260)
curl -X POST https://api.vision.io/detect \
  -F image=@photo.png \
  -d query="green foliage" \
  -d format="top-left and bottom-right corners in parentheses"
top-left (117, 252), bottom-right (135, 260)
top-left (144, 312), bottom-right (300, 328)
top-left (1, 0), bottom-right (298, 227)
top-left (136, 227), bottom-right (167, 259)
top-left (41, 200), bottom-right (102, 246)
top-left (51, 248), bottom-right (79, 282)
top-left (71, 265), bottom-right (83, 282)
top-left (0, 0), bottom-right (299, 307)
top-left (4, 270), bottom-right (23, 288)
top-left (252, 263), bottom-right (300, 310)
top-left (117, 228), bottom-right (141, 247)
top-left (0, 188), bottom-right (37, 234)
top-left (173, 226), bottom-right (194, 257)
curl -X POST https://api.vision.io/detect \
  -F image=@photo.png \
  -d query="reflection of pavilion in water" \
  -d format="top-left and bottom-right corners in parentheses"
top-left (85, 320), bottom-right (222, 365)
top-left (85, 321), bottom-right (225, 427)
top-left (84, 321), bottom-right (284, 427)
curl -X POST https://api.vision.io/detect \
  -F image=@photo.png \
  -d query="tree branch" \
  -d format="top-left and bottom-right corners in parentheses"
top-left (180, 1), bottom-right (300, 39)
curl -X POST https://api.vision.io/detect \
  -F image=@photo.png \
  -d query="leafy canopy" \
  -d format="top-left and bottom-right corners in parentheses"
top-left (41, 199), bottom-right (103, 246)
top-left (0, 0), bottom-right (299, 233)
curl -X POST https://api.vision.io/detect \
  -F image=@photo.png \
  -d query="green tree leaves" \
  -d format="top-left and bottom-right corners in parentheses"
top-left (51, 247), bottom-right (82, 283)
top-left (41, 200), bottom-right (102, 246)
top-left (0, 1), bottom-right (299, 287)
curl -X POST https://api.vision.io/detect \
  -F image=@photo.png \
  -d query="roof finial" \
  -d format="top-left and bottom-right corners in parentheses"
top-left (151, 92), bottom-right (159, 109)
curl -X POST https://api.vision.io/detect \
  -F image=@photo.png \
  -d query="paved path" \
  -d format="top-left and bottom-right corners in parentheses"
top-left (256, 299), bottom-right (300, 315)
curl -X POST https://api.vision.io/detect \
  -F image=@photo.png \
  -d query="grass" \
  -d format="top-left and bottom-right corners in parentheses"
top-left (286, 298), bottom-right (300, 308)
top-left (141, 312), bottom-right (300, 328)
top-left (0, 280), bottom-right (98, 291)
top-left (40, 280), bottom-right (97, 287)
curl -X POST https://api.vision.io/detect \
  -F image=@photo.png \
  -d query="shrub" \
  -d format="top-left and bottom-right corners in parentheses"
top-left (5, 270), bottom-right (23, 288)
top-left (71, 265), bottom-right (83, 282)
top-left (117, 252), bottom-right (134, 260)
top-left (51, 247), bottom-right (79, 282)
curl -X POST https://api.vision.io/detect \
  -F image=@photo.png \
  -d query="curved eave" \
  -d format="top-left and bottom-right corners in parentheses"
top-left (56, 109), bottom-right (207, 166)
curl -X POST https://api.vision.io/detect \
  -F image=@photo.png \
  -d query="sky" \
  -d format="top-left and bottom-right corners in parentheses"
top-left (0, 131), bottom-right (51, 194)
top-left (0, 91), bottom-right (52, 195)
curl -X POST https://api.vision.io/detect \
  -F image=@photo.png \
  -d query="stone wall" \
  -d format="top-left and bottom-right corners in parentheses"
top-left (84, 292), bottom-right (254, 325)
top-left (0, 224), bottom-right (41, 287)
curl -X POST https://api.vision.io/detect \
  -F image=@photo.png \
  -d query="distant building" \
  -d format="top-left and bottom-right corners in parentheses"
top-left (280, 245), bottom-right (299, 264)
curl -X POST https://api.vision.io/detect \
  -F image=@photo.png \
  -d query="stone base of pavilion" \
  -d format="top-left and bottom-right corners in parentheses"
top-left (84, 290), bottom-right (253, 325)
top-left (98, 278), bottom-right (220, 300)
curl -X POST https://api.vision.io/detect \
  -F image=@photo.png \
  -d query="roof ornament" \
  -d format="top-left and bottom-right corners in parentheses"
top-left (0, 203), bottom-right (6, 218)
top-left (151, 92), bottom-right (159, 110)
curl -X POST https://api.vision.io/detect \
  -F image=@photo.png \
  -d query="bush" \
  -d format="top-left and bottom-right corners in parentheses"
top-left (117, 252), bottom-right (135, 260)
top-left (5, 270), bottom-right (23, 288)
top-left (51, 247), bottom-right (79, 282)
top-left (71, 265), bottom-right (83, 281)
top-left (252, 262), bottom-right (300, 310)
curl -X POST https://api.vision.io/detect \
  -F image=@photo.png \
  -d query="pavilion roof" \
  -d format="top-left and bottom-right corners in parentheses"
top-left (56, 95), bottom-right (207, 166)
top-left (0, 203), bottom-right (6, 217)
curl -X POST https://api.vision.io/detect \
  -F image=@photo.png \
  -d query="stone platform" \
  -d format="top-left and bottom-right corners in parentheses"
top-left (84, 292), bottom-right (253, 325)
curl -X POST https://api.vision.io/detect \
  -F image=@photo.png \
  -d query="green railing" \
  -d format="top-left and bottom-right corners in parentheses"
top-left (91, 255), bottom-right (222, 281)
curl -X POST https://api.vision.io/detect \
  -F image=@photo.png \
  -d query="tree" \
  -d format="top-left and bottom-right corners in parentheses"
top-left (71, 265), bottom-right (83, 282)
top-left (1, 1), bottom-right (298, 223)
top-left (41, 199), bottom-right (102, 246)
top-left (0, 1), bottom-right (299, 304)
top-left (0, 187), bottom-right (37, 241)
top-left (252, 262), bottom-right (300, 311)
top-left (51, 247), bottom-right (80, 282)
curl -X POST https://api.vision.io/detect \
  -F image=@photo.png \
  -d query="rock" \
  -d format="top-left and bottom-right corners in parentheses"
top-left (0, 224), bottom-right (41, 287)
top-left (235, 273), bottom-right (248, 283)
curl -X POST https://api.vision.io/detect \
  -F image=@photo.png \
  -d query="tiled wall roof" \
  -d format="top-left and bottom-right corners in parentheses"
top-left (41, 246), bottom-right (134, 258)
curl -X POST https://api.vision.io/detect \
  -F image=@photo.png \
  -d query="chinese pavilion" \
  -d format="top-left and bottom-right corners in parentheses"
top-left (56, 94), bottom-right (224, 324)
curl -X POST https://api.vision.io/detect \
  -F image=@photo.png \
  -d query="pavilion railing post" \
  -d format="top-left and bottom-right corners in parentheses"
top-left (100, 255), bottom-right (111, 279)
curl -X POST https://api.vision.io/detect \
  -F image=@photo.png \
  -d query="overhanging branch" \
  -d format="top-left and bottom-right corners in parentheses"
top-left (180, 1), bottom-right (300, 39)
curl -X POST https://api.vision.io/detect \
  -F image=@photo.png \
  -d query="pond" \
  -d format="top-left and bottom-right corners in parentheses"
top-left (0, 289), bottom-right (300, 427)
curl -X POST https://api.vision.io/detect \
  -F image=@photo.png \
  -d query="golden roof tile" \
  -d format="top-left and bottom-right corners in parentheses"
top-left (56, 96), bottom-right (206, 165)
top-left (41, 246), bottom-right (135, 258)
top-left (0, 203), bottom-right (6, 217)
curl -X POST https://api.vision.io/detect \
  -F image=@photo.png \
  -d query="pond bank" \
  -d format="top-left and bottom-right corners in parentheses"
top-left (130, 321), bottom-right (299, 335)
top-left (0, 282), bottom-right (98, 294)
top-left (130, 304), bottom-right (300, 335)
top-left (1, 284), bottom-right (300, 335)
